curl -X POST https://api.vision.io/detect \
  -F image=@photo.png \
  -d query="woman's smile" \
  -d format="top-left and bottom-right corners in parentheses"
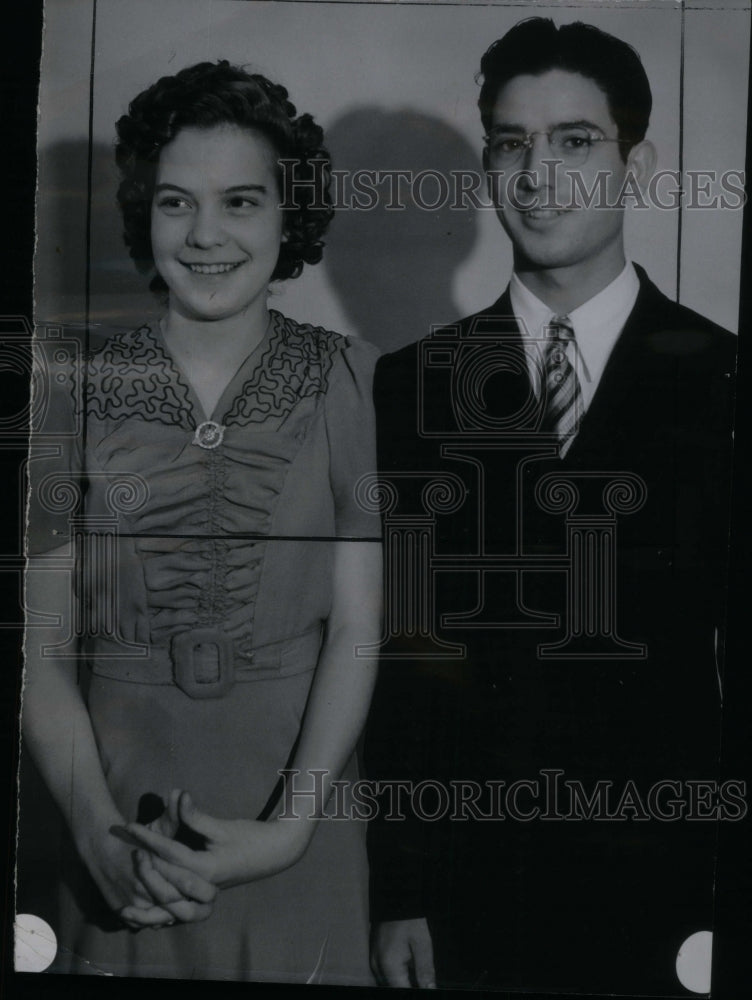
top-left (180, 260), bottom-right (247, 275)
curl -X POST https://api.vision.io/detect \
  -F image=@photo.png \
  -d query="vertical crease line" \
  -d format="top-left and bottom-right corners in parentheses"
top-left (83, 0), bottom-right (97, 455)
top-left (81, 0), bottom-right (98, 633)
top-left (84, 0), bottom-right (97, 355)
top-left (677, 2), bottom-right (686, 303)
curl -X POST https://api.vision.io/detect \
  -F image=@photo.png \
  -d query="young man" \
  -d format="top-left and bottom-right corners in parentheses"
top-left (365, 19), bottom-right (737, 993)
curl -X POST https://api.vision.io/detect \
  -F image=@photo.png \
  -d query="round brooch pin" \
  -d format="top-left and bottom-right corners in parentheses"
top-left (192, 421), bottom-right (226, 450)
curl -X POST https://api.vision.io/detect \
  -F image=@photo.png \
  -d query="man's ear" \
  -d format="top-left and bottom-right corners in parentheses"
top-left (626, 139), bottom-right (657, 192)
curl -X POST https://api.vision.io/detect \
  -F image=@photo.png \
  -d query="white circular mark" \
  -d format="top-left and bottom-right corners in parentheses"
top-left (14, 913), bottom-right (57, 972)
top-left (676, 930), bottom-right (713, 994)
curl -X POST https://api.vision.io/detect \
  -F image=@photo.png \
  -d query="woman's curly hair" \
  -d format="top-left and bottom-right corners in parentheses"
top-left (115, 60), bottom-right (334, 293)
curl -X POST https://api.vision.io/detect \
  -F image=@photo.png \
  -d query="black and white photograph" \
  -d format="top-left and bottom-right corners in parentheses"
top-left (6, 0), bottom-right (752, 997)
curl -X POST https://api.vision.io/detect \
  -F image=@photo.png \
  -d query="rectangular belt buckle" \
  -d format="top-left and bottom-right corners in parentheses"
top-left (171, 628), bottom-right (235, 699)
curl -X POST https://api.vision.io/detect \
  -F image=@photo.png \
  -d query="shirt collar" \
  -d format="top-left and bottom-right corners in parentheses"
top-left (510, 262), bottom-right (640, 389)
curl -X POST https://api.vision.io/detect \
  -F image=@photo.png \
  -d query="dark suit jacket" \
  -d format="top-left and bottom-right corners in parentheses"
top-left (365, 265), bottom-right (737, 993)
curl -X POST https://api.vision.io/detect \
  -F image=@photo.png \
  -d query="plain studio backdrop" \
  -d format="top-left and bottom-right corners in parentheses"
top-left (34, 0), bottom-right (749, 350)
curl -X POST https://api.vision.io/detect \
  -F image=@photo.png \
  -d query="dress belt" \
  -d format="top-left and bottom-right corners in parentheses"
top-left (86, 625), bottom-right (323, 698)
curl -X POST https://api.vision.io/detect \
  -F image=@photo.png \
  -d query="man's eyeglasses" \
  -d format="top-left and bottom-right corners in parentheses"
top-left (483, 125), bottom-right (630, 166)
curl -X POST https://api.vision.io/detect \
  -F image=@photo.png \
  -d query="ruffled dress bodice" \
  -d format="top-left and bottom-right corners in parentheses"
top-left (33, 310), bottom-right (378, 660)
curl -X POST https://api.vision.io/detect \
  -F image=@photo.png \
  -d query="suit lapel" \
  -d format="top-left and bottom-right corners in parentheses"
top-left (558, 269), bottom-right (673, 463)
top-left (452, 288), bottom-right (533, 433)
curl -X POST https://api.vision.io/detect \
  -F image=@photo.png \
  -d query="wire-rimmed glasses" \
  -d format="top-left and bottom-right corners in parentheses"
top-left (484, 124), bottom-right (630, 166)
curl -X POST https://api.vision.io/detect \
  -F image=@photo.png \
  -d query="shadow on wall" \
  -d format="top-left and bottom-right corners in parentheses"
top-left (36, 139), bottom-right (156, 335)
top-left (324, 108), bottom-right (482, 354)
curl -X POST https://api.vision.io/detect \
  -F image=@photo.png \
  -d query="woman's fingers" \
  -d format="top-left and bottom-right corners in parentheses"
top-left (160, 898), bottom-right (214, 923)
top-left (167, 788), bottom-right (182, 829)
top-left (120, 898), bottom-right (214, 927)
top-left (125, 822), bottom-right (207, 872)
top-left (177, 792), bottom-right (225, 841)
top-left (123, 848), bottom-right (218, 928)
top-left (149, 855), bottom-right (218, 904)
top-left (145, 788), bottom-right (182, 839)
top-left (120, 904), bottom-right (176, 928)
top-left (119, 903), bottom-right (175, 929)
top-left (135, 851), bottom-right (185, 905)
top-left (130, 889), bottom-right (160, 909)
top-left (136, 850), bottom-right (217, 904)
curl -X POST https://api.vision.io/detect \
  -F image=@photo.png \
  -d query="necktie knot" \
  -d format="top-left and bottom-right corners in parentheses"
top-left (547, 314), bottom-right (575, 342)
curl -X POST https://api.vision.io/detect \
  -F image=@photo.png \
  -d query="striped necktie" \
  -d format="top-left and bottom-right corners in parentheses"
top-left (542, 315), bottom-right (582, 445)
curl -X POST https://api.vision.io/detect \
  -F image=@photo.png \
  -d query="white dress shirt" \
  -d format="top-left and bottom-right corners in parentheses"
top-left (509, 262), bottom-right (640, 416)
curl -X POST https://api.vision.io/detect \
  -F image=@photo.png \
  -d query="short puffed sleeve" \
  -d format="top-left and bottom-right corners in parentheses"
top-left (25, 340), bottom-right (84, 556)
top-left (324, 335), bottom-right (381, 538)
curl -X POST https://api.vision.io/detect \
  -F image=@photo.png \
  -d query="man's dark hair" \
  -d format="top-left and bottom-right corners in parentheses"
top-left (115, 60), bottom-right (334, 293)
top-left (478, 19), bottom-right (652, 160)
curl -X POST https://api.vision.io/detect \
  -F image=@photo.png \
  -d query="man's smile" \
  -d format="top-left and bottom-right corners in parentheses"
top-left (516, 207), bottom-right (571, 225)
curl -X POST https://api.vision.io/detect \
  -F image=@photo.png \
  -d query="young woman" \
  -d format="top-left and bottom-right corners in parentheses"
top-left (23, 61), bottom-right (381, 984)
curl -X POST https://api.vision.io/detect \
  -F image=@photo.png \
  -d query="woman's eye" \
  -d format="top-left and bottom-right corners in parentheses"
top-left (226, 195), bottom-right (260, 211)
top-left (156, 196), bottom-right (191, 212)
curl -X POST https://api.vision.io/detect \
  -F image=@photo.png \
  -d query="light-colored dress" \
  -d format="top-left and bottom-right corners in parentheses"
top-left (27, 310), bottom-right (379, 983)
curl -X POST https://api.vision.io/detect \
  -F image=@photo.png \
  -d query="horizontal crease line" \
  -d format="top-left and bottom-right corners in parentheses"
top-left (117, 533), bottom-right (382, 542)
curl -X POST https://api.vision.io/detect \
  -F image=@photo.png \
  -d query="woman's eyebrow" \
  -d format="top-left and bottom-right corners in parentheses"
top-left (224, 184), bottom-right (269, 194)
top-left (154, 182), bottom-right (193, 194)
top-left (153, 182), bottom-right (269, 194)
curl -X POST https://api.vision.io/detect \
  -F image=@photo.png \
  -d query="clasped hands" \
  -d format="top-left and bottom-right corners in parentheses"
top-left (99, 789), bottom-right (310, 930)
